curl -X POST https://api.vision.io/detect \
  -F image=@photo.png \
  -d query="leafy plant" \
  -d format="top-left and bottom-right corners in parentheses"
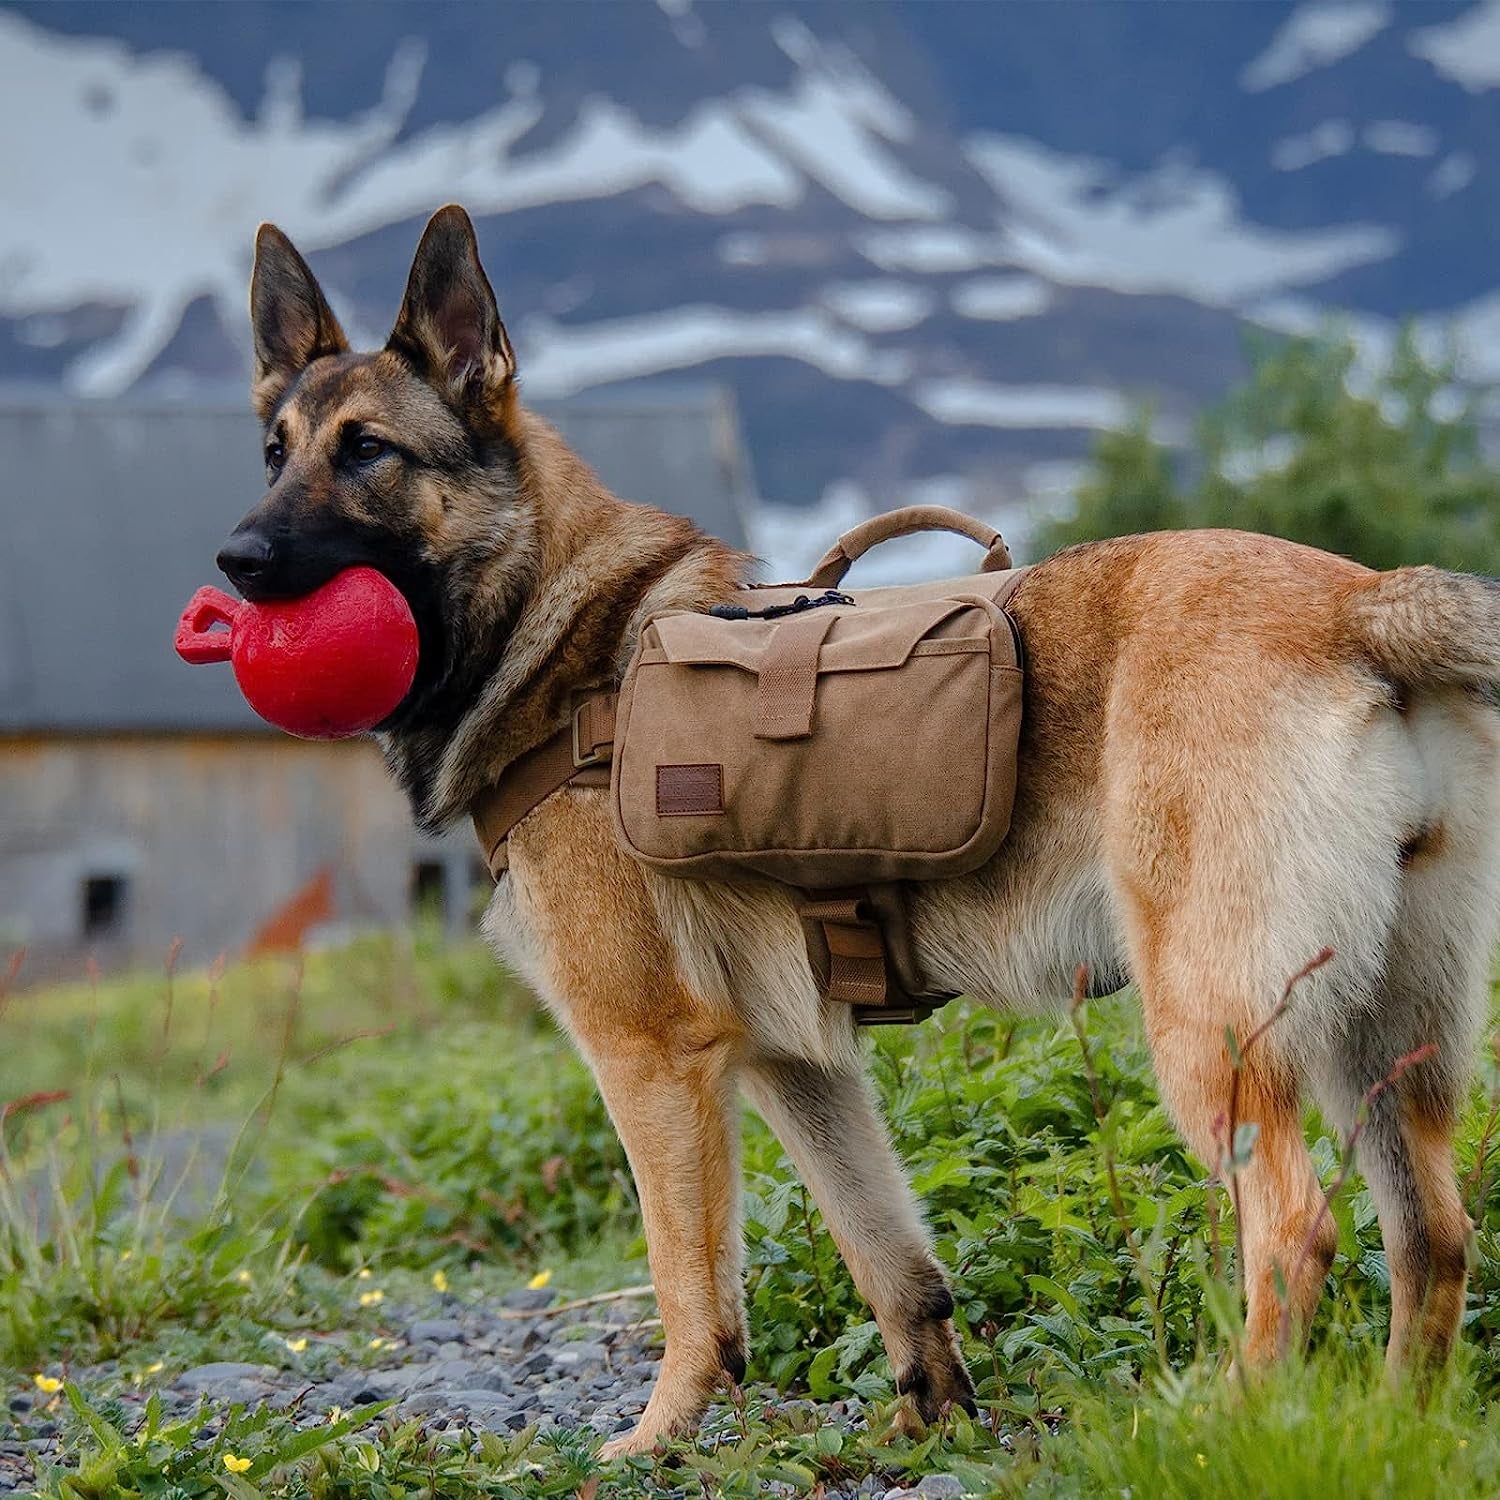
top-left (1038, 327), bottom-right (1500, 574)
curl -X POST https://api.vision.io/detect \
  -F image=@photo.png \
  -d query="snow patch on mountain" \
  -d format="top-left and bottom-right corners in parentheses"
top-left (820, 281), bottom-right (934, 332)
top-left (0, 9), bottom-right (951, 395)
top-left (1410, 1), bottom-right (1500, 91)
top-left (964, 134), bottom-right (1398, 306)
top-left (1272, 120), bottom-right (1355, 170)
top-left (856, 226), bottom-right (1007, 275)
top-left (736, 18), bottom-right (951, 221)
top-left (912, 379), bottom-right (1129, 430)
top-left (1363, 119), bottom-right (1439, 157)
top-left (750, 474), bottom-right (1030, 582)
top-left (1241, 0), bottom-right (1391, 92)
top-left (518, 305), bottom-right (912, 397)
top-left (1428, 152), bottom-right (1477, 198)
top-left (1442, 292), bottom-right (1500, 382)
top-left (951, 275), bottom-right (1054, 321)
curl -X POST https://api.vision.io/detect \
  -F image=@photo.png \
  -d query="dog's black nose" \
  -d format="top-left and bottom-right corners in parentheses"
top-left (216, 530), bottom-right (275, 593)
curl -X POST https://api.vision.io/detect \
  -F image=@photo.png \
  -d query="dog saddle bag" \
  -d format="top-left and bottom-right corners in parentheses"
top-left (472, 506), bottom-right (1028, 1023)
top-left (610, 513), bottom-right (1025, 886)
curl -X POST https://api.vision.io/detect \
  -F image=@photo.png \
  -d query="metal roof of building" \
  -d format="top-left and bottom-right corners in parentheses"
top-left (0, 389), bottom-right (752, 732)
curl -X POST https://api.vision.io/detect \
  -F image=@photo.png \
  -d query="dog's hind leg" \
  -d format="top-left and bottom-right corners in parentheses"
top-left (1311, 692), bottom-right (1500, 1376)
top-left (741, 1057), bottom-right (975, 1426)
top-left (1132, 964), bottom-right (1336, 1362)
top-left (1344, 1083), bottom-right (1471, 1376)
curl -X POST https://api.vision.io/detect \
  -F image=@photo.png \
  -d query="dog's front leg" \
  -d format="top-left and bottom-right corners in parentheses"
top-left (580, 1027), bottom-right (746, 1458)
top-left (502, 806), bottom-right (747, 1452)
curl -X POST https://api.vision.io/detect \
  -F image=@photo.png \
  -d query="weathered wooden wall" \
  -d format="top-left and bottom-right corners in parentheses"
top-left (0, 735), bottom-right (478, 979)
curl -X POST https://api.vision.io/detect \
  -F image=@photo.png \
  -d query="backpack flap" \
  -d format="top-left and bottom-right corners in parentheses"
top-left (611, 593), bottom-right (1023, 887)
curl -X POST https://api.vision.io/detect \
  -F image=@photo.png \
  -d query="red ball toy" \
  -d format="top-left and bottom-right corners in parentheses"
top-left (175, 566), bottom-right (419, 739)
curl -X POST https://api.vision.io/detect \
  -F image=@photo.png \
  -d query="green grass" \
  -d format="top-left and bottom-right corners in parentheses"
top-left (5, 932), bottom-right (1500, 1496)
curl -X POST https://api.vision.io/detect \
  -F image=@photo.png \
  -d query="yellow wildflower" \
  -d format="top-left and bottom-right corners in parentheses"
top-left (356, 1267), bottom-right (373, 1280)
top-left (235, 1269), bottom-right (253, 1286)
top-left (528, 1269), bottom-right (553, 1291)
top-left (119, 1249), bottom-right (132, 1262)
top-left (432, 1269), bottom-right (449, 1293)
top-left (358, 1288), bottom-right (384, 1307)
top-left (369, 1337), bottom-right (388, 1351)
top-left (284, 1337), bottom-right (308, 1354)
top-left (223, 1455), bottom-right (252, 1474)
top-left (1196, 1454), bottom-right (1208, 1469)
top-left (33, 1375), bottom-right (62, 1394)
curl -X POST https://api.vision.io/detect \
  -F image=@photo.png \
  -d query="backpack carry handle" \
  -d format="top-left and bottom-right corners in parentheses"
top-left (805, 505), bottom-right (1012, 588)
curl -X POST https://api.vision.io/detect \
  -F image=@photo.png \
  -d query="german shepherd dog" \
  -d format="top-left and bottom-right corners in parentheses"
top-left (221, 205), bottom-right (1500, 1455)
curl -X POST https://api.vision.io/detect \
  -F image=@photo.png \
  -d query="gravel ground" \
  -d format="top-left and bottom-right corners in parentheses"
top-left (1, 1286), bottom-right (945, 1497)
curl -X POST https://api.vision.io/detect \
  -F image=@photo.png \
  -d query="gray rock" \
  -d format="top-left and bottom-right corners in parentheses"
top-left (443, 1389), bottom-right (515, 1417)
top-left (916, 1480), bottom-right (965, 1500)
top-left (405, 1319), bottom-right (458, 1342)
top-left (174, 1363), bottom-right (278, 1395)
top-left (423, 1357), bottom-right (484, 1387)
top-left (395, 1391), bottom-right (449, 1418)
top-left (500, 1286), bottom-right (558, 1312)
top-left (548, 1341), bottom-right (608, 1371)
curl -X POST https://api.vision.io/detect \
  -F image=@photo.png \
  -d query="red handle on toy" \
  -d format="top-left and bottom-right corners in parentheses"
top-left (174, 586), bottom-right (241, 664)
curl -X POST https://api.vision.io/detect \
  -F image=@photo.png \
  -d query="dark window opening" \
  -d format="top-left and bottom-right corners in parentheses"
top-left (82, 875), bottom-right (127, 938)
top-left (411, 860), bottom-right (447, 916)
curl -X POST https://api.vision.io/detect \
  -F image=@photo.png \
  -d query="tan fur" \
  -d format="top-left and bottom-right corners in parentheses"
top-left (244, 209), bottom-right (1500, 1457)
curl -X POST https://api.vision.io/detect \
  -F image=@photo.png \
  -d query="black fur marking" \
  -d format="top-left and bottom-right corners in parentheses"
top-left (717, 1333), bottom-right (747, 1385)
top-left (894, 1363), bottom-right (931, 1401)
top-left (901, 1259), bottom-right (957, 1326)
top-left (917, 1282), bottom-right (955, 1324)
top-left (1085, 965), bottom-right (1131, 999)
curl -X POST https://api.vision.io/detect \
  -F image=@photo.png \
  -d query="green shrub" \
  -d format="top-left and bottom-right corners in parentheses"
top-left (264, 1017), bottom-right (633, 1272)
top-left (1038, 327), bottom-right (1500, 574)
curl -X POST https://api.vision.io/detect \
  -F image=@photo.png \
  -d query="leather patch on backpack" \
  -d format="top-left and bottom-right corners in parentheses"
top-left (657, 764), bottom-right (724, 817)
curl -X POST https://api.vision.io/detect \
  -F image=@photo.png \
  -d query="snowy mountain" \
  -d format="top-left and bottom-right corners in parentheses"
top-left (3, 0), bottom-right (1499, 568)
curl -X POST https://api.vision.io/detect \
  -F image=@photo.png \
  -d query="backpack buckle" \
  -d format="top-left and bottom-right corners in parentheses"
top-left (571, 697), bottom-right (614, 769)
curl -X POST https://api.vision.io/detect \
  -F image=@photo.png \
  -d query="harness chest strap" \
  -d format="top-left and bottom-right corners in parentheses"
top-left (467, 694), bottom-right (941, 1021)
top-left (471, 693), bottom-right (616, 876)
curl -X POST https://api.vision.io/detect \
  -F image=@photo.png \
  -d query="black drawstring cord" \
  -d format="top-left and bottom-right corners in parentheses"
top-left (708, 590), bottom-right (855, 622)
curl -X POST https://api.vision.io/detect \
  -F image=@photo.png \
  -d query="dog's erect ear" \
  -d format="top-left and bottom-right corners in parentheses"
top-left (387, 205), bottom-right (516, 411)
top-left (250, 224), bottom-right (349, 421)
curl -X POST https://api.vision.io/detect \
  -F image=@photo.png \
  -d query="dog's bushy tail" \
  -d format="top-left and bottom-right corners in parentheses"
top-left (1348, 565), bottom-right (1500, 687)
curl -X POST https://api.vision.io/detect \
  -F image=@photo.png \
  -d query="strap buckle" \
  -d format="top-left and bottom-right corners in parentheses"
top-left (572, 702), bottom-right (608, 769)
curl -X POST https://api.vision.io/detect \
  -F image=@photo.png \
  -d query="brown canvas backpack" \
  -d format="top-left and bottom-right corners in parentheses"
top-left (473, 506), bottom-right (1029, 1023)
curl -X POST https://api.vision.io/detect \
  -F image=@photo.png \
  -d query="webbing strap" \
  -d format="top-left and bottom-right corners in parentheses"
top-left (471, 694), bottom-right (616, 877)
top-left (801, 894), bottom-right (890, 1007)
top-left (573, 693), bottom-right (616, 765)
top-left (754, 610), bottom-right (838, 741)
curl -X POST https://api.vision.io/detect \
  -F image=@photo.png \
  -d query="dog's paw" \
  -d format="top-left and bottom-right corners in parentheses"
top-left (599, 1424), bottom-right (667, 1461)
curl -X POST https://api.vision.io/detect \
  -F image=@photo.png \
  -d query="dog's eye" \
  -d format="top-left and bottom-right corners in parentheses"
top-left (264, 440), bottom-right (285, 472)
top-left (353, 435), bottom-right (387, 462)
